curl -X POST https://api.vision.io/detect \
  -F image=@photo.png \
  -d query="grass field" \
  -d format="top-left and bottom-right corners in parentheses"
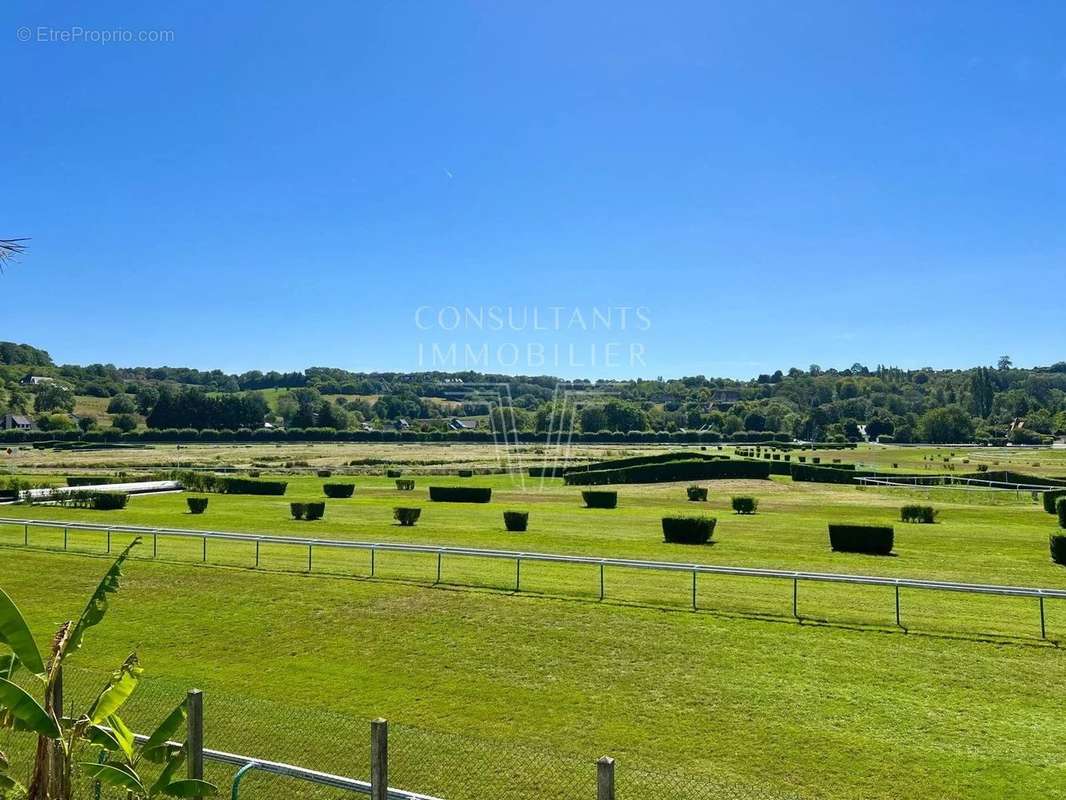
top-left (1, 445), bottom-right (1065, 799)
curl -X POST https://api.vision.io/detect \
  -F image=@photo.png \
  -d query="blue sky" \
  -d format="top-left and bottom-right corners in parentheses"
top-left (3, 1), bottom-right (1064, 378)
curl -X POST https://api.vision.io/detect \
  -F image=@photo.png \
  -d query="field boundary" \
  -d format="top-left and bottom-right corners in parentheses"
top-left (2, 517), bottom-right (1063, 640)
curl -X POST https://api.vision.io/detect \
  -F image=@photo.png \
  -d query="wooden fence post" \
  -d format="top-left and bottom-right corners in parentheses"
top-left (187, 689), bottom-right (204, 799)
top-left (371, 718), bottom-right (388, 800)
top-left (597, 756), bottom-right (615, 800)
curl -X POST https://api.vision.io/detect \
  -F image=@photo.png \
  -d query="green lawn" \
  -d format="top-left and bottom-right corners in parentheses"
top-left (1, 468), bottom-right (1065, 799)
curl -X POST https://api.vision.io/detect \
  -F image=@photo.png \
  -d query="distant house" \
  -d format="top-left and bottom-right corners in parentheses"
top-left (449, 418), bottom-right (479, 431)
top-left (394, 419), bottom-right (411, 431)
top-left (19, 375), bottom-right (57, 386)
top-left (0, 414), bottom-right (34, 431)
top-left (360, 422), bottom-right (376, 432)
top-left (709, 389), bottom-right (742, 410)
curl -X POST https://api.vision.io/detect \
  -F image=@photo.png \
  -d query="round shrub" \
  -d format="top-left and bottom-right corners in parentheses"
top-left (731, 497), bottom-right (758, 515)
top-left (186, 497), bottom-right (209, 514)
top-left (305, 501), bottom-right (325, 521)
top-left (323, 483), bottom-right (355, 498)
top-left (582, 490), bottom-right (618, 509)
top-left (686, 486), bottom-right (708, 502)
top-left (503, 511), bottom-right (529, 532)
top-left (662, 516), bottom-right (716, 544)
top-left (900, 505), bottom-right (937, 524)
top-left (290, 502), bottom-right (306, 520)
top-left (394, 507), bottom-right (421, 526)
top-left (395, 479), bottom-right (415, 491)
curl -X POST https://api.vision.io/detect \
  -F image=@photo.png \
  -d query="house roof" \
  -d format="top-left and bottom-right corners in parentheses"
top-left (4, 414), bottom-right (32, 426)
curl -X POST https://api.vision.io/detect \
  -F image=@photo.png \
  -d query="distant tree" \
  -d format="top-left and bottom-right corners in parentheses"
top-left (34, 382), bottom-right (74, 413)
top-left (77, 415), bottom-right (97, 432)
top-left (579, 405), bottom-right (608, 433)
top-left (134, 384), bottom-right (160, 415)
top-left (106, 393), bottom-right (137, 414)
top-left (36, 412), bottom-right (75, 431)
top-left (998, 355), bottom-right (1013, 370)
top-left (111, 413), bottom-right (138, 432)
top-left (0, 238), bottom-right (28, 274)
top-left (917, 406), bottom-right (975, 443)
top-left (970, 367), bottom-right (996, 418)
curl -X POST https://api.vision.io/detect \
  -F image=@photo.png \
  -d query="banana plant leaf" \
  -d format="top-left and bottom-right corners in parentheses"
top-left (141, 700), bottom-right (187, 764)
top-left (0, 588), bottom-right (44, 675)
top-left (79, 762), bottom-right (146, 794)
top-left (87, 653), bottom-right (141, 724)
top-left (0, 678), bottom-right (60, 738)
top-left (161, 778), bottom-right (217, 797)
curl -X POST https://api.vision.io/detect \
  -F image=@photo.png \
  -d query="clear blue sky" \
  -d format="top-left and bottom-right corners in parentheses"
top-left (3, 1), bottom-right (1064, 379)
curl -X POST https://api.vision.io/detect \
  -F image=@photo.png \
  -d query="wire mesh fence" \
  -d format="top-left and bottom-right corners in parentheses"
top-left (0, 665), bottom-right (795, 800)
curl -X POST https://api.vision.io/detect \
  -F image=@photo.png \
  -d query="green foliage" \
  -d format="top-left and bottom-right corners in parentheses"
top-left (1051, 534), bottom-right (1066, 566)
top-left (901, 505), bottom-right (937, 524)
top-left (731, 496), bottom-right (758, 514)
top-left (112, 413), bottom-right (138, 433)
top-left (429, 486), bottom-right (492, 503)
top-left (395, 479), bottom-right (415, 491)
top-left (305, 501), bottom-right (325, 520)
top-left (503, 511), bottom-right (529, 532)
top-left (528, 466), bottom-right (565, 478)
top-left (186, 497), bottom-right (209, 514)
top-left (1043, 490), bottom-right (1066, 514)
top-left (393, 507), bottom-right (421, 526)
top-left (917, 406), bottom-right (976, 444)
top-left (828, 524), bottom-right (895, 555)
top-left (316, 469), bottom-right (332, 478)
top-left (1058, 498), bottom-right (1066, 530)
top-left (107, 394), bottom-right (137, 414)
top-left (323, 483), bottom-right (355, 498)
top-left (290, 502), bottom-right (305, 520)
top-left (386, 469), bottom-right (403, 478)
top-left (582, 490), bottom-right (618, 509)
top-left (566, 458), bottom-right (770, 486)
top-left (172, 472), bottom-right (287, 496)
top-left (661, 516), bottom-right (716, 544)
top-left (686, 485), bottom-right (708, 501)
top-left (457, 469), bottom-right (474, 478)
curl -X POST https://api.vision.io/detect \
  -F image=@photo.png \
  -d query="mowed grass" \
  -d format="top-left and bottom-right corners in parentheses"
top-left (1, 548), bottom-right (1064, 800)
top-left (2, 468), bottom-right (1066, 797)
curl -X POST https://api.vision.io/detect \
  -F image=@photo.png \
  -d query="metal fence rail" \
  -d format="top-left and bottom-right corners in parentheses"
top-left (2, 516), bottom-right (1064, 638)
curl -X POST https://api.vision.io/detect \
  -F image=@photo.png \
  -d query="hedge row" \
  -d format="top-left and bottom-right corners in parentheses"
top-left (169, 471), bottom-right (288, 496)
top-left (291, 501), bottom-right (325, 520)
top-left (528, 466), bottom-right (566, 478)
top-left (1058, 497), bottom-right (1066, 530)
top-left (563, 451), bottom-right (725, 475)
top-left (1052, 534), bottom-right (1066, 566)
top-left (0, 428), bottom-right (795, 445)
top-left (428, 486), bottom-right (492, 503)
top-left (901, 505), bottom-right (936, 524)
top-left (565, 458), bottom-right (771, 486)
top-left (828, 524), bottom-right (894, 555)
top-left (582, 491), bottom-right (618, 509)
top-left (504, 511), bottom-right (529, 532)
top-left (186, 497), bottom-right (209, 514)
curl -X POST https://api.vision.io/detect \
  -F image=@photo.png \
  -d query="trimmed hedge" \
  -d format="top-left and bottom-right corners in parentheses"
top-left (686, 486), bottom-right (708, 502)
top-left (503, 511), bottom-right (529, 532)
top-left (564, 451), bottom-right (724, 475)
top-left (528, 466), bottom-right (565, 478)
top-left (305, 501), bottom-right (325, 520)
top-left (428, 486), bottom-right (492, 503)
top-left (173, 472), bottom-right (288, 496)
top-left (290, 502), bottom-right (306, 520)
top-left (731, 497), bottom-right (758, 514)
top-left (565, 458), bottom-right (770, 486)
top-left (662, 516), bottom-right (716, 544)
top-left (395, 479), bottom-right (415, 491)
top-left (582, 490), bottom-right (618, 509)
top-left (323, 483), bottom-right (355, 498)
top-left (386, 469), bottom-right (403, 478)
top-left (457, 469), bottom-right (474, 478)
top-left (394, 507), bottom-right (421, 526)
top-left (901, 505), bottom-right (937, 524)
top-left (1058, 497), bottom-right (1066, 529)
top-left (828, 524), bottom-right (894, 555)
top-left (316, 470), bottom-right (332, 478)
top-left (1044, 490), bottom-right (1066, 515)
top-left (186, 497), bottom-right (209, 514)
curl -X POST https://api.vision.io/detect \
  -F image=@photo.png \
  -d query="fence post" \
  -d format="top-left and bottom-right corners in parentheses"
top-left (187, 689), bottom-right (204, 799)
top-left (597, 756), bottom-right (615, 800)
top-left (371, 718), bottom-right (388, 800)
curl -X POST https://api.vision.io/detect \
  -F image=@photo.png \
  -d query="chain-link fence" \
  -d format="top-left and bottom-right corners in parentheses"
top-left (0, 665), bottom-right (796, 800)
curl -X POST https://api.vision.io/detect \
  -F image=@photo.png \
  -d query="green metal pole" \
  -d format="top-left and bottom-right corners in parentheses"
top-left (231, 762), bottom-right (257, 799)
